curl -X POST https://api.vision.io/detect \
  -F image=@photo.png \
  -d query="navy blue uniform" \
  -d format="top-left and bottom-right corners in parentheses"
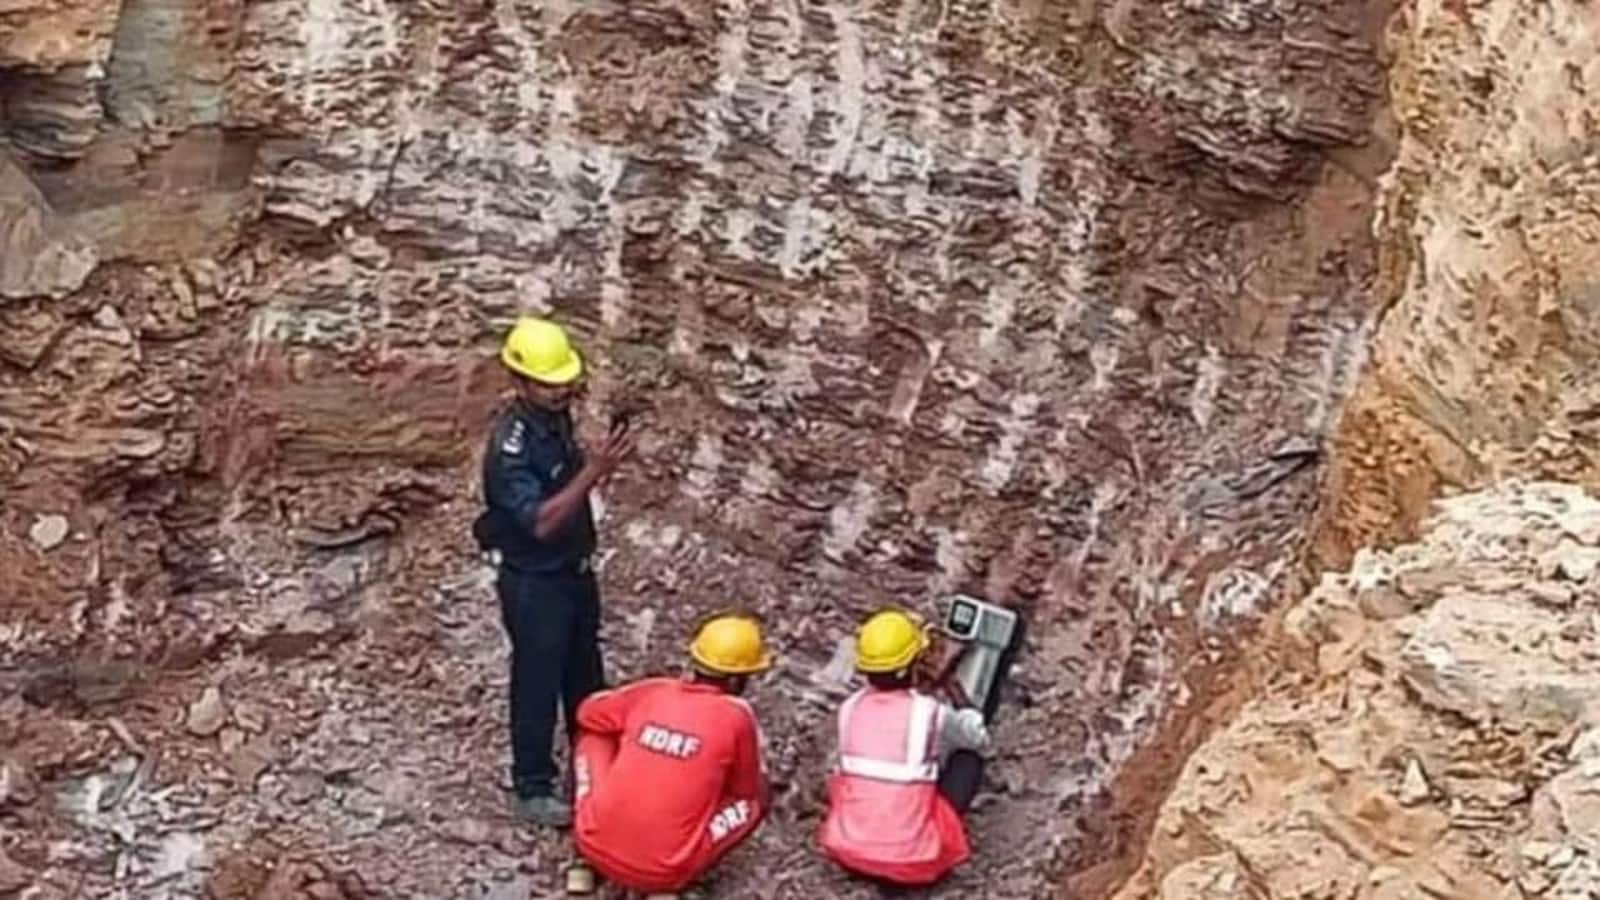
top-left (476, 401), bottom-right (606, 801)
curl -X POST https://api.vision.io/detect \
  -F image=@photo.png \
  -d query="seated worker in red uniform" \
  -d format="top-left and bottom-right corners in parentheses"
top-left (817, 607), bottom-right (1002, 887)
top-left (568, 613), bottom-right (773, 897)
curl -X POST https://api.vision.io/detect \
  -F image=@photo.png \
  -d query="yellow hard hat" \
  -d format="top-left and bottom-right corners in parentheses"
top-left (856, 608), bottom-right (930, 674)
top-left (500, 316), bottom-right (583, 385)
top-left (688, 614), bottom-right (773, 676)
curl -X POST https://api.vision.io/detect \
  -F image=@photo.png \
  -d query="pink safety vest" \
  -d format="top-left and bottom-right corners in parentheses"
top-left (816, 688), bottom-right (972, 886)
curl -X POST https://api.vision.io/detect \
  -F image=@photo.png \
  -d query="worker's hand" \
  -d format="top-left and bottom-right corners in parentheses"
top-left (912, 644), bottom-right (942, 686)
top-left (944, 675), bottom-right (976, 711)
top-left (919, 638), bottom-right (963, 689)
top-left (587, 428), bottom-right (636, 480)
top-left (935, 638), bottom-right (964, 673)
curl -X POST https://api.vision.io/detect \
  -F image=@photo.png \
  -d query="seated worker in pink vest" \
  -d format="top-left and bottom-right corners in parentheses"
top-left (816, 607), bottom-right (997, 886)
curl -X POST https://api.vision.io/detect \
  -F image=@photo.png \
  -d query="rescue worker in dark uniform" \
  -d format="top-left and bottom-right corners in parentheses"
top-left (475, 316), bottom-right (635, 826)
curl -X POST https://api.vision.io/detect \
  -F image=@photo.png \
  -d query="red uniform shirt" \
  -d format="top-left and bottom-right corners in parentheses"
top-left (572, 677), bottom-right (768, 892)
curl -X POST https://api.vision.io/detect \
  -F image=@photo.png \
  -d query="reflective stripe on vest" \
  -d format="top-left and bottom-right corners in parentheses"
top-left (837, 692), bottom-right (940, 784)
top-left (837, 753), bottom-right (938, 782)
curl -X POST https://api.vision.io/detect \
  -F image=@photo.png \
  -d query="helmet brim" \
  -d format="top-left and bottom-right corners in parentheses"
top-left (503, 348), bottom-right (584, 385)
top-left (690, 649), bottom-right (774, 677)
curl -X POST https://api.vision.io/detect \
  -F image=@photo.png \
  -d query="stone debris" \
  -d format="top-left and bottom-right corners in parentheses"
top-left (1543, 538), bottom-right (1600, 582)
top-left (27, 513), bottom-right (69, 550)
top-left (225, 733), bottom-right (278, 788)
top-left (185, 685), bottom-right (228, 737)
top-left (0, 153), bottom-right (99, 299)
top-left (1398, 759), bottom-right (1431, 806)
top-left (0, 754), bottom-right (39, 809)
top-left (232, 700), bottom-right (270, 734)
top-left (152, 831), bottom-right (207, 881)
top-left (1117, 481), bottom-right (1600, 898)
top-left (441, 817), bottom-right (494, 846)
top-left (281, 772), bottom-right (324, 805)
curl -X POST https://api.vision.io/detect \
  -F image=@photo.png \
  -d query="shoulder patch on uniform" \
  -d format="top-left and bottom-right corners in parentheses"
top-left (500, 419), bottom-right (526, 455)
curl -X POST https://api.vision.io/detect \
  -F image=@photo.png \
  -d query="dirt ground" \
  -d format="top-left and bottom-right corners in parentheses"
top-left (0, 456), bottom-right (1339, 900)
top-left (2, 502), bottom-right (1095, 899)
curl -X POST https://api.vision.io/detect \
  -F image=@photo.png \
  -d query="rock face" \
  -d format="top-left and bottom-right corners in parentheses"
top-left (0, 0), bottom-right (1396, 897)
top-left (1114, 481), bottom-right (1600, 899)
top-left (0, 0), bottom-right (122, 161)
top-left (1115, 2), bottom-right (1600, 892)
top-left (0, 150), bottom-right (98, 300)
top-left (1313, 0), bottom-right (1600, 566)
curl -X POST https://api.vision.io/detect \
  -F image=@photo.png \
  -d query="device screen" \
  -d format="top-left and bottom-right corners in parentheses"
top-left (948, 599), bottom-right (978, 634)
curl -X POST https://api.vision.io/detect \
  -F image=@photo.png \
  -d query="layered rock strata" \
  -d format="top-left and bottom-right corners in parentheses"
top-left (1117, 2), bottom-right (1600, 894)
top-left (1, 0), bottom-right (1392, 896)
top-left (1312, 0), bottom-right (1600, 566)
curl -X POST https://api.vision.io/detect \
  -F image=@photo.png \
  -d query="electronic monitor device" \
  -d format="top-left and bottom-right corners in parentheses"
top-left (939, 594), bottom-right (1020, 715)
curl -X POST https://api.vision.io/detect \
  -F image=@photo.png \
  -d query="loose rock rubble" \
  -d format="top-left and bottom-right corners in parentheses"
top-left (1115, 481), bottom-right (1600, 899)
top-left (0, 528), bottom-right (1079, 899)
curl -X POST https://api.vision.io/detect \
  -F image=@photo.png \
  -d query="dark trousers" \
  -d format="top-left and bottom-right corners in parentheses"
top-left (935, 613), bottom-right (1027, 815)
top-left (497, 566), bottom-right (606, 799)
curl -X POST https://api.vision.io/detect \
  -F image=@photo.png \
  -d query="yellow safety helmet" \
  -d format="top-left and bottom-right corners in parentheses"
top-left (500, 316), bottom-right (584, 385)
top-left (688, 613), bottom-right (773, 676)
top-left (856, 608), bottom-right (930, 674)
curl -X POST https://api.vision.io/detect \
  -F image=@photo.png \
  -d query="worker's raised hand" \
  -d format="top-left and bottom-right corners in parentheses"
top-left (916, 636), bottom-right (965, 693)
top-left (588, 427), bottom-right (636, 479)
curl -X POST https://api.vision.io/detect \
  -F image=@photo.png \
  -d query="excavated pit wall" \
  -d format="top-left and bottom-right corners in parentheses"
top-left (1112, 0), bottom-right (1600, 895)
top-left (2, 1), bottom-right (1390, 897)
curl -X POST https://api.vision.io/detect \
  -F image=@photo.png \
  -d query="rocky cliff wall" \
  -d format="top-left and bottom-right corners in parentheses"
top-left (1117, 1), bottom-right (1600, 894)
top-left (1312, 0), bottom-right (1600, 566)
top-left (2, 1), bottom-right (1390, 897)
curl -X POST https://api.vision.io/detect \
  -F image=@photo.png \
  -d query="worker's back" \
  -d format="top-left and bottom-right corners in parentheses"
top-left (818, 686), bottom-right (972, 885)
top-left (574, 676), bottom-right (765, 889)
